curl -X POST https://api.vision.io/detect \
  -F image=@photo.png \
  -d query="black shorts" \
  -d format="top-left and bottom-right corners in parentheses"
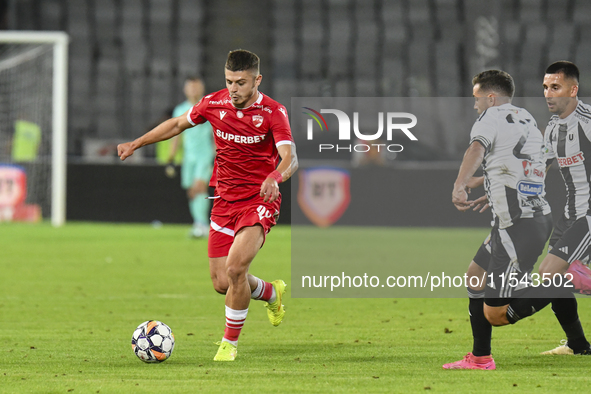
top-left (548, 214), bottom-right (591, 264)
top-left (473, 233), bottom-right (492, 271)
top-left (471, 214), bottom-right (553, 307)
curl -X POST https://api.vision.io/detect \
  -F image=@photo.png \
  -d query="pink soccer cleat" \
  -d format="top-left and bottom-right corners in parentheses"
top-left (442, 352), bottom-right (496, 370)
top-left (566, 260), bottom-right (591, 295)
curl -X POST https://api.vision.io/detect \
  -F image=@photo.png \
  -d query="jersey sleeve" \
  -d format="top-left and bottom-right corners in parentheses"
top-left (469, 110), bottom-right (496, 154)
top-left (187, 97), bottom-right (208, 126)
top-left (271, 105), bottom-right (294, 147)
top-left (543, 125), bottom-right (556, 166)
top-left (579, 121), bottom-right (591, 143)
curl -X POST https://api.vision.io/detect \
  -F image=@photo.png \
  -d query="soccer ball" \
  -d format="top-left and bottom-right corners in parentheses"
top-left (131, 320), bottom-right (175, 363)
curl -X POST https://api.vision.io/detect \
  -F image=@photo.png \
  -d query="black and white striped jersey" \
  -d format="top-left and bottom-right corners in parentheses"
top-left (544, 100), bottom-right (591, 220)
top-left (470, 103), bottom-right (551, 229)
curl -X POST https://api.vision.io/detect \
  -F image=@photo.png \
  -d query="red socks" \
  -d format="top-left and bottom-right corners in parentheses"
top-left (223, 306), bottom-right (248, 346)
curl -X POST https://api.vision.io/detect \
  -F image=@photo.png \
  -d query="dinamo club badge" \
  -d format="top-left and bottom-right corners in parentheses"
top-left (297, 167), bottom-right (350, 227)
top-left (252, 115), bottom-right (263, 128)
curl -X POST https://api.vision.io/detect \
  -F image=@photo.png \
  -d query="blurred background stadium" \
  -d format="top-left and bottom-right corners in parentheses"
top-left (0, 0), bottom-right (586, 224)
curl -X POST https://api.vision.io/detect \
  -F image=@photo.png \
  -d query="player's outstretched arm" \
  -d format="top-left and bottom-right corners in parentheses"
top-left (260, 143), bottom-right (299, 203)
top-left (118, 112), bottom-right (193, 161)
top-left (452, 141), bottom-right (485, 212)
top-left (464, 175), bottom-right (490, 213)
top-left (466, 176), bottom-right (484, 189)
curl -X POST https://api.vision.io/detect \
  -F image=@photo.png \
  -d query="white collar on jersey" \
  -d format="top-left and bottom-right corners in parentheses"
top-left (230, 91), bottom-right (264, 110)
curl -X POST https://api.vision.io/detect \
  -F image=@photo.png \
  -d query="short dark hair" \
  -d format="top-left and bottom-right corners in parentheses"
top-left (545, 61), bottom-right (579, 83)
top-left (225, 49), bottom-right (260, 74)
top-left (472, 70), bottom-right (515, 98)
top-left (185, 75), bottom-right (202, 82)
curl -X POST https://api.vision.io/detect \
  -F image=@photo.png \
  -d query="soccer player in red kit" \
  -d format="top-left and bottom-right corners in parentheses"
top-left (118, 49), bottom-right (298, 361)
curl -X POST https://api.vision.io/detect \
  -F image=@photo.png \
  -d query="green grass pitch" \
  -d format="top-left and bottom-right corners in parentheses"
top-left (1, 223), bottom-right (590, 393)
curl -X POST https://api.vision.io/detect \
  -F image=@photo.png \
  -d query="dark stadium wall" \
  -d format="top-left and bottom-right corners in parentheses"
top-left (0, 0), bottom-right (8, 30)
top-left (290, 166), bottom-right (566, 227)
top-left (66, 163), bottom-right (293, 224)
top-left (67, 163), bottom-right (566, 227)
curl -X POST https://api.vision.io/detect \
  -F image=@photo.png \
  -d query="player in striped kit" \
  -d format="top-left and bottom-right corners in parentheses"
top-left (444, 69), bottom-right (590, 370)
top-left (535, 61), bottom-right (591, 355)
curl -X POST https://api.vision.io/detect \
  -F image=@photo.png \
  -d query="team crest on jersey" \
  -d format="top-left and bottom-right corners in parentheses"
top-left (522, 160), bottom-right (531, 176)
top-left (297, 168), bottom-right (350, 227)
top-left (569, 134), bottom-right (574, 141)
top-left (252, 115), bottom-right (264, 128)
top-left (522, 160), bottom-right (543, 178)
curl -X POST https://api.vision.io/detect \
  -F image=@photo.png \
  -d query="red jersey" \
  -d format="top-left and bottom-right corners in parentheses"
top-left (187, 89), bottom-right (293, 201)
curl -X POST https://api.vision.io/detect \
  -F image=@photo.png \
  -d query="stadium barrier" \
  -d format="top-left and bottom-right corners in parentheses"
top-left (66, 163), bottom-right (566, 227)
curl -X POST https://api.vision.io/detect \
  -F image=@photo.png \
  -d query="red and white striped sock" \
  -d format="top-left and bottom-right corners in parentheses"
top-left (250, 276), bottom-right (276, 303)
top-left (222, 306), bottom-right (248, 346)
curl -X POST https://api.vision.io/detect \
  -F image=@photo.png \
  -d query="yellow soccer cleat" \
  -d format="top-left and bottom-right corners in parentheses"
top-left (213, 341), bottom-right (237, 361)
top-left (541, 340), bottom-right (573, 355)
top-left (265, 280), bottom-right (286, 327)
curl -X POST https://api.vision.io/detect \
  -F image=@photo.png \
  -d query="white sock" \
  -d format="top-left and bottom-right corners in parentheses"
top-left (269, 288), bottom-right (277, 303)
top-left (251, 277), bottom-right (264, 299)
top-left (221, 338), bottom-right (238, 346)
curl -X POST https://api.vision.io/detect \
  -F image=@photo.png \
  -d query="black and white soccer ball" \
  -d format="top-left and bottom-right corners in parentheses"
top-left (131, 320), bottom-right (175, 363)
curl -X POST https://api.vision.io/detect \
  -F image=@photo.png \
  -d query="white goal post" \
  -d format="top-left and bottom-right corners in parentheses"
top-left (0, 31), bottom-right (68, 227)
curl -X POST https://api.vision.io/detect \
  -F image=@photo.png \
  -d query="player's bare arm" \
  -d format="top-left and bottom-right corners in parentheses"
top-left (118, 111), bottom-right (193, 161)
top-left (464, 176), bottom-right (489, 212)
top-left (466, 176), bottom-right (484, 189)
top-left (452, 141), bottom-right (485, 211)
top-left (260, 143), bottom-right (298, 203)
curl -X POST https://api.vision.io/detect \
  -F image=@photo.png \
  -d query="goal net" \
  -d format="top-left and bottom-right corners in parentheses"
top-left (0, 32), bottom-right (68, 227)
